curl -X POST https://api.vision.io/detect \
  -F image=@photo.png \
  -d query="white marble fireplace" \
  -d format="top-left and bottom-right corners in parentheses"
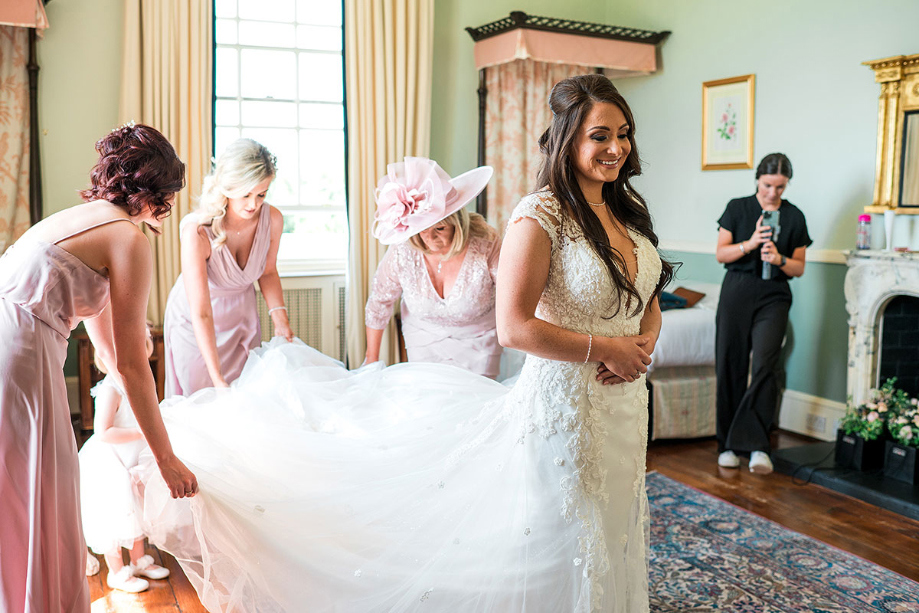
top-left (845, 250), bottom-right (919, 405)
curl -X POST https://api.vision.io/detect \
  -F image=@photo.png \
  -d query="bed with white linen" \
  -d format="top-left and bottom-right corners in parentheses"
top-left (647, 281), bottom-right (721, 440)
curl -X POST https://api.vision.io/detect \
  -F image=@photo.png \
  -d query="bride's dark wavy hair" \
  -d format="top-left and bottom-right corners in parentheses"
top-left (536, 74), bottom-right (675, 317)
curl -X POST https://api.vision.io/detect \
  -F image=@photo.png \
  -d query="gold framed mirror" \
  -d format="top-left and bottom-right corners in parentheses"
top-left (864, 54), bottom-right (919, 214)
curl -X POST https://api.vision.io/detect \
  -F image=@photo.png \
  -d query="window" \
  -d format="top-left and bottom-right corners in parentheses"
top-left (214, 0), bottom-right (347, 273)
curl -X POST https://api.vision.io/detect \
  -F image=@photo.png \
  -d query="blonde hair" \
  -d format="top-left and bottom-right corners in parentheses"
top-left (407, 209), bottom-right (495, 260)
top-left (196, 138), bottom-right (277, 248)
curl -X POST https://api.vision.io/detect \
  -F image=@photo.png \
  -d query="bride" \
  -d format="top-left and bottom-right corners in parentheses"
top-left (142, 74), bottom-right (673, 613)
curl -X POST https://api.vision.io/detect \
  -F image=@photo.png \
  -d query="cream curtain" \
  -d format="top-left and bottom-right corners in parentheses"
top-left (344, 0), bottom-right (434, 367)
top-left (119, 0), bottom-right (212, 323)
top-left (0, 26), bottom-right (31, 252)
top-left (483, 61), bottom-right (584, 232)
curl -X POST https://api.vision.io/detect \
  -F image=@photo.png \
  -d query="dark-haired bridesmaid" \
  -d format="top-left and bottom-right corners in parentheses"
top-left (0, 123), bottom-right (198, 612)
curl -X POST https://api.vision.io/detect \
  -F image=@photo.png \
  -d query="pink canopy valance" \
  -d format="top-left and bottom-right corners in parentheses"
top-left (467, 12), bottom-right (668, 76)
top-left (0, 0), bottom-right (48, 30)
top-left (474, 29), bottom-right (657, 75)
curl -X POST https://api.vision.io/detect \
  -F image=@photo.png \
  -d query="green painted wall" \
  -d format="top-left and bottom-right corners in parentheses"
top-left (431, 0), bottom-right (919, 403)
top-left (36, 0), bottom-right (124, 376)
top-left (38, 0), bottom-right (124, 218)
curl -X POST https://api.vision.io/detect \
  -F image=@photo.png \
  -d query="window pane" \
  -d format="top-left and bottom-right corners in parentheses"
top-left (215, 49), bottom-right (239, 98)
top-left (296, 0), bottom-right (341, 26)
top-left (239, 0), bottom-right (294, 22)
top-left (241, 101), bottom-right (297, 128)
top-left (216, 19), bottom-right (238, 44)
top-left (239, 20), bottom-right (296, 48)
top-left (241, 49), bottom-right (296, 100)
top-left (241, 128), bottom-right (299, 206)
top-left (300, 130), bottom-right (345, 206)
top-left (215, 100), bottom-right (240, 127)
top-left (296, 25), bottom-right (341, 51)
top-left (299, 53), bottom-right (343, 102)
top-left (215, 0), bottom-right (237, 19)
top-left (215, 128), bottom-right (242, 161)
top-left (299, 103), bottom-right (343, 130)
top-left (279, 210), bottom-right (348, 262)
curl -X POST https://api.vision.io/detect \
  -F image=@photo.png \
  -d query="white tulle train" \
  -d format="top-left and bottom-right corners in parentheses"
top-left (142, 334), bottom-right (650, 613)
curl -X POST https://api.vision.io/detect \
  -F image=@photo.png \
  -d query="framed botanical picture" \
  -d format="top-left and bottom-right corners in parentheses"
top-left (701, 74), bottom-right (755, 170)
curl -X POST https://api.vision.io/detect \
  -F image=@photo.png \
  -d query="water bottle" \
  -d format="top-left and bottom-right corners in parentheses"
top-left (856, 214), bottom-right (871, 250)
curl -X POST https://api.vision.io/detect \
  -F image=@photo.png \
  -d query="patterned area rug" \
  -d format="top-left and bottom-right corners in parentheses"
top-left (647, 472), bottom-right (919, 612)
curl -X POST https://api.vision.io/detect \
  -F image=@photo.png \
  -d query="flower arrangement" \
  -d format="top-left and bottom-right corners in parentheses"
top-left (889, 396), bottom-right (919, 448)
top-left (840, 378), bottom-right (910, 441)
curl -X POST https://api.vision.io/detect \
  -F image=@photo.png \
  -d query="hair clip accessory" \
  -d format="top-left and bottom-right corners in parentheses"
top-left (112, 120), bottom-right (136, 133)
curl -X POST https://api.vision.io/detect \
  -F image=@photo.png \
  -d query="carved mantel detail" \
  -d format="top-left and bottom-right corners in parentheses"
top-left (844, 250), bottom-right (919, 405)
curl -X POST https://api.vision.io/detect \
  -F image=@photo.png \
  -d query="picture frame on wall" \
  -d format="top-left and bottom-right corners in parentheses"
top-left (701, 74), bottom-right (755, 170)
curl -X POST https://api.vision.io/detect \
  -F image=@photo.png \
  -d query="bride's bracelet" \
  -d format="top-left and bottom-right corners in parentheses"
top-left (584, 334), bottom-right (593, 363)
top-left (268, 306), bottom-right (288, 316)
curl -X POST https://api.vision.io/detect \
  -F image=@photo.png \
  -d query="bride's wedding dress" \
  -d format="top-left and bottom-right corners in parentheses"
top-left (142, 192), bottom-right (662, 613)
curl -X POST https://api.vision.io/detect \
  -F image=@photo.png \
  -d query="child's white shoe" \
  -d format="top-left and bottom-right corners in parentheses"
top-left (107, 565), bottom-right (149, 593)
top-left (717, 450), bottom-right (740, 468)
top-left (131, 554), bottom-right (170, 580)
top-left (85, 551), bottom-right (100, 577)
top-left (749, 451), bottom-right (774, 475)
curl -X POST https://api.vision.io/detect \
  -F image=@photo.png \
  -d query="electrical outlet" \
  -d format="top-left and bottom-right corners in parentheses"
top-left (805, 414), bottom-right (827, 433)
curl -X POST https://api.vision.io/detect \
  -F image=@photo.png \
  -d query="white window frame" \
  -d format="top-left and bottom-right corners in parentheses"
top-left (213, 0), bottom-right (348, 276)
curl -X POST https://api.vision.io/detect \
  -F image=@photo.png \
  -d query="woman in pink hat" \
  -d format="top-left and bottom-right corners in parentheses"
top-left (364, 157), bottom-right (503, 378)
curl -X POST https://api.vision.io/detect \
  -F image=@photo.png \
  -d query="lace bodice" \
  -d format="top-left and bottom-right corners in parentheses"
top-left (364, 233), bottom-right (500, 331)
top-left (508, 190), bottom-right (662, 339)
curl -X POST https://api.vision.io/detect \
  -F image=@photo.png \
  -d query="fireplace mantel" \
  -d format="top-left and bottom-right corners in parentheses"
top-left (844, 250), bottom-right (919, 405)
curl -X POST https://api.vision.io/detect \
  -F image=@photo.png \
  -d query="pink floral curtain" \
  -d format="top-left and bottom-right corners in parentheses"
top-left (483, 61), bottom-right (584, 233)
top-left (0, 26), bottom-right (30, 252)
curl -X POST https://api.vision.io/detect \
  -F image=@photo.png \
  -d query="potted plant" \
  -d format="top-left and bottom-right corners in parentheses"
top-left (836, 379), bottom-right (903, 471)
top-left (883, 396), bottom-right (919, 485)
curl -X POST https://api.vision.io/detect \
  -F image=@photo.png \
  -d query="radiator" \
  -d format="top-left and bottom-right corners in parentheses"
top-left (257, 288), bottom-right (322, 347)
top-left (256, 282), bottom-right (347, 362)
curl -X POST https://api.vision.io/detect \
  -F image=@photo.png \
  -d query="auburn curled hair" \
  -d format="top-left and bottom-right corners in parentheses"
top-left (80, 123), bottom-right (186, 224)
top-left (537, 74), bottom-right (675, 317)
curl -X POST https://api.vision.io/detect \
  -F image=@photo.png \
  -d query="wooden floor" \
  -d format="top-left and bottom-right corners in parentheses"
top-left (86, 432), bottom-right (919, 611)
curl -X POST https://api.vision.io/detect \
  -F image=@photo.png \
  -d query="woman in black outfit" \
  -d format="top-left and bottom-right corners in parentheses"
top-left (714, 153), bottom-right (812, 474)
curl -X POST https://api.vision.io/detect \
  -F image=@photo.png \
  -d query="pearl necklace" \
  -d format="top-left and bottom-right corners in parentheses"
top-left (586, 200), bottom-right (606, 207)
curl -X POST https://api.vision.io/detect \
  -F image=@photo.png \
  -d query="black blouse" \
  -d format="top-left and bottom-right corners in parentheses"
top-left (717, 195), bottom-right (812, 281)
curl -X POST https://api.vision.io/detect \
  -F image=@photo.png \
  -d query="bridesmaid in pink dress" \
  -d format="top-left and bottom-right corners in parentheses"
top-left (0, 124), bottom-right (197, 612)
top-left (364, 157), bottom-right (501, 377)
top-left (163, 139), bottom-right (292, 397)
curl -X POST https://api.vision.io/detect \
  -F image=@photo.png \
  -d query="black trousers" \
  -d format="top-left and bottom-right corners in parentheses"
top-left (715, 271), bottom-right (791, 454)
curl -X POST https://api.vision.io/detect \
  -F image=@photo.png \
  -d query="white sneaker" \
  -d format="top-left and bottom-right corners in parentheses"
top-left (749, 451), bottom-right (774, 475)
top-left (85, 551), bottom-right (100, 577)
top-left (131, 554), bottom-right (170, 580)
top-left (106, 565), bottom-right (149, 593)
top-left (718, 450), bottom-right (740, 468)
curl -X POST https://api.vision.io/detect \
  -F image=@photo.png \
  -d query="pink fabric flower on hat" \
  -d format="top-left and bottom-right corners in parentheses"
top-left (375, 184), bottom-right (430, 233)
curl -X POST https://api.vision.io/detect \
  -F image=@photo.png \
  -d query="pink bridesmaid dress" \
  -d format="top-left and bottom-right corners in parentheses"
top-left (365, 233), bottom-right (503, 378)
top-left (163, 203), bottom-right (272, 397)
top-left (0, 219), bottom-right (129, 613)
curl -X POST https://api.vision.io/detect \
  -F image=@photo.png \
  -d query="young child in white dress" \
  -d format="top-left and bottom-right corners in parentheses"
top-left (79, 327), bottom-right (170, 593)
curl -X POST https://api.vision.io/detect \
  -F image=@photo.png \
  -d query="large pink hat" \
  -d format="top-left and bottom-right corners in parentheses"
top-left (372, 157), bottom-right (493, 245)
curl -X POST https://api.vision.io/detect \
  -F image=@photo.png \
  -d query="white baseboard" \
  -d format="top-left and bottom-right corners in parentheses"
top-left (66, 375), bottom-right (80, 417)
top-left (778, 389), bottom-right (846, 441)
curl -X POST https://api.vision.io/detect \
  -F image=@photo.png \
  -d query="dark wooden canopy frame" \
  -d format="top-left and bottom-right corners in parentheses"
top-left (26, 0), bottom-right (50, 225)
top-left (464, 11), bottom-right (669, 217)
